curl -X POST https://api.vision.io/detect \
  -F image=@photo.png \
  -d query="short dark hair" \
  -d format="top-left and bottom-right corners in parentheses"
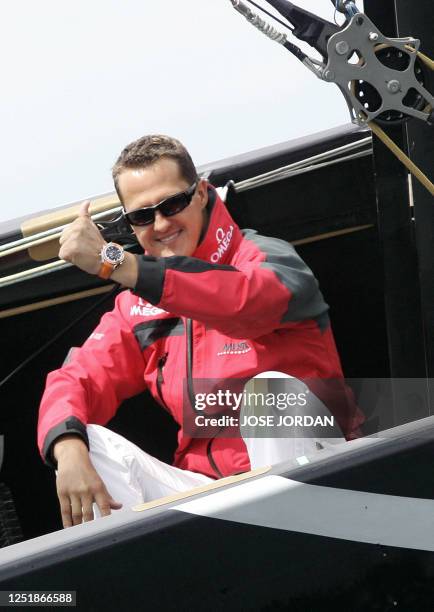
top-left (112, 134), bottom-right (198, 202)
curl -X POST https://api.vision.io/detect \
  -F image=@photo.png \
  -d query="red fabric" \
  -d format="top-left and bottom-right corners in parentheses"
top-left (38, 190), bottom-right (363, 478)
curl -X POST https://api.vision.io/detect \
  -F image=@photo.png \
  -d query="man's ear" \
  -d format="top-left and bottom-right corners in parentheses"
top-left (197, 178), bottom-right (209, 210)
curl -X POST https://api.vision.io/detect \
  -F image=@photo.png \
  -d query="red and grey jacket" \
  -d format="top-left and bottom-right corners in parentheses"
top-left (38, 187), bottom-right (364, 478)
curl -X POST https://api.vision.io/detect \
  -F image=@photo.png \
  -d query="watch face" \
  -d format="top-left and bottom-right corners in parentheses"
top-left (104, 243), bottom-right (124, 264)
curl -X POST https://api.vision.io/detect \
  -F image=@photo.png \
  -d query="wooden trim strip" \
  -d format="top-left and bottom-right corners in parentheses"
top-left (0, 233), bottom-right (62, 259)
top-left (0, 284), bottom-right (115, 320)
top-left (0, 224), bottom-right (375, 292)
top-left (21, 194), bottom-right (120, 238)
top-left (1, 206), bottom-right (123, 261)
top-left (132, 466), bottom-right (271, 512)
top-left (292, 224), bottom-right (374, 246)
top-left (0, 260), bottom-right (69, 287)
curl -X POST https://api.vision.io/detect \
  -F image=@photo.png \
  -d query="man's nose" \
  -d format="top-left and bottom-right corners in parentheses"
top-left (153, 210), bottom-right (172, 232)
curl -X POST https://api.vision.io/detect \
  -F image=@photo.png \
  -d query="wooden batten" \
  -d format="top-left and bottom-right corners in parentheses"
top-left (132, 466), bottom-right (271, 512)
top-left (0, 284), bottom-right (115, 319)
top-left (28, 239), bottom-right (61, 262)
top-left (20, 192), bottom-right (121, 262)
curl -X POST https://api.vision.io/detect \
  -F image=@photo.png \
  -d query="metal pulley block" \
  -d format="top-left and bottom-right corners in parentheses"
top-left (323, 13), bottom-right (433, 126)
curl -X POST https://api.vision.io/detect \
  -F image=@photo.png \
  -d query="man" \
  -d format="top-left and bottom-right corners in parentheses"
top-left (38, 134), bottom-right (362, 528)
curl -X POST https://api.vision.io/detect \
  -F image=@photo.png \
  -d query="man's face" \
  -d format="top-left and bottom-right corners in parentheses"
top-left (118, 158), bottom-right (208, 258)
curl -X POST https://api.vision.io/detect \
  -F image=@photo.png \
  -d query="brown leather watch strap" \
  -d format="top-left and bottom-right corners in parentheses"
top-left (98, 261), bottom-right (115, 279)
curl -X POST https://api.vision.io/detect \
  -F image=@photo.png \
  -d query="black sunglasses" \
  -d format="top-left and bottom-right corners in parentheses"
top-left (123, 181), bottom-right (198, 227)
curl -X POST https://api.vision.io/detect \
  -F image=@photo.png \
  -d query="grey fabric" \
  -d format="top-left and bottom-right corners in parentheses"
top-left (164, 257), bottom-right (235, 273)
top-left (242, 230), bottom-right (329, 327)
top-left (133, 317), bottom-right (184, 352)
top-left (133, 256), bottom-right (166, 305)
top-left (43, 417), bottom-right (89, 469)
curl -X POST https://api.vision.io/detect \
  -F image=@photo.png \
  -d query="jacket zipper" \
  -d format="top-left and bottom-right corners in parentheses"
top-left (156, 352), bottom-right (169, 409)
top-left (186, 318), bottom-right (223, 479)
top-left (206, 437), bottom-right (223, 479)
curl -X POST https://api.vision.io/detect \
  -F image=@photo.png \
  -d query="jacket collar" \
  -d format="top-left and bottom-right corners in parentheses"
top-left (192, 185), bottom-right (242, 265)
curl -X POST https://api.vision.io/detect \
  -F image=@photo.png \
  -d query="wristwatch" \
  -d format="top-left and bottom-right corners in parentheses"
top-left (98, 242), bottom-right (125, 279)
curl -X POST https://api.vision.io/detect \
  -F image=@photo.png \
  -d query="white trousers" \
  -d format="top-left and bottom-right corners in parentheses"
top-left (87, 424), bottom-right (214, 515)
top-left (88, 422), bottom-right (344, 516)
top-left (240, 372), bottom-right (346, 469)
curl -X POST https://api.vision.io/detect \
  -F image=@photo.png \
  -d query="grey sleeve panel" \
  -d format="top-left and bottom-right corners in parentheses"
top-left (42, 417), bottom-right (89, 470)
top-left (243, 230), bottom-right (330, 328)
top-left (132, 256), bottom-right (166, 305)
top-left (164, 257), bottom-right (236, 273)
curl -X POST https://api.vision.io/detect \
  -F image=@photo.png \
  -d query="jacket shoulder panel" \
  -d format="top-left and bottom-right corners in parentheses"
top-left (241, 230), bottom-right (330, 327)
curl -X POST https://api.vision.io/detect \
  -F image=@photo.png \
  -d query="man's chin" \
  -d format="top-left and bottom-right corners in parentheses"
top-left (147, 245), bottom-right (189, 258)
top-left (143, 235), bottom-right (196, 258)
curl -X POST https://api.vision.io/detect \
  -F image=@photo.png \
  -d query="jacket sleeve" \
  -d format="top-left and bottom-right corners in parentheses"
top-left (37, 293), bottom-right (147, 467)
top-left (132, 232), bottom-right (328, 339)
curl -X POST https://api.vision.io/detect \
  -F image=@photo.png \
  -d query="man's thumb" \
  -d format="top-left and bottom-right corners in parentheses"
top-left (78, 200), bottom-right (91, 218)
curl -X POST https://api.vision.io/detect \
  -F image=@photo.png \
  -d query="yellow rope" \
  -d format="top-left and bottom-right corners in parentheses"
top-left (413, 49), bottom-right (434, 72)
top-left (357, 46), bottom-right (433, 196)
top-left (367, 120), bottom-right (434, 198)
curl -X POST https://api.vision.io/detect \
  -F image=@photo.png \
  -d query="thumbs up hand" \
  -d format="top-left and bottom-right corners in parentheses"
top-left (59, 200), bottom-right (106, 275)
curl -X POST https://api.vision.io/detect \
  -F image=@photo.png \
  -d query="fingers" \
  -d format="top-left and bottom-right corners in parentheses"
top-left (94, 492), bottom-right (112, 518)
top-left (59, 494), bottom-right (73, 529)
top-left (57, 199), bottom-right (105, 274)
top-left (55, 450), bottom-right (123, 528)
top-left (58, 489), bottom-right (122, 528)
top-left (70, 495), bottom-right (84, 527)
top-left (81, 494), bottom-right (95, 523)
top-left (58, 494), bottom-right (91, 528)
top-left (94, 491), bottom-right (122, 518)
top-left (109, 496), bottom-right (123, 511)
top-left (58, 200), bottom-right (91, 247)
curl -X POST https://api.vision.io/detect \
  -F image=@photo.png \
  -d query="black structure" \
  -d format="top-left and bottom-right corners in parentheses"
top-left (363, 0), bottom-right (434, 420)
top-left (0, 0), bottom-right (433, 608)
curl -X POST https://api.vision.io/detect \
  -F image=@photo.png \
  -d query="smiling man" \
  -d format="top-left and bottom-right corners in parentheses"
top-left (38, 134), bottom-right (363, 528)
top-left (118, 162), bottom-right (207, 258)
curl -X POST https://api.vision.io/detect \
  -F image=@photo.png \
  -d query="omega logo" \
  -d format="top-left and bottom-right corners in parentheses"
top-left (211, 225), bottom-right (234, 263)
